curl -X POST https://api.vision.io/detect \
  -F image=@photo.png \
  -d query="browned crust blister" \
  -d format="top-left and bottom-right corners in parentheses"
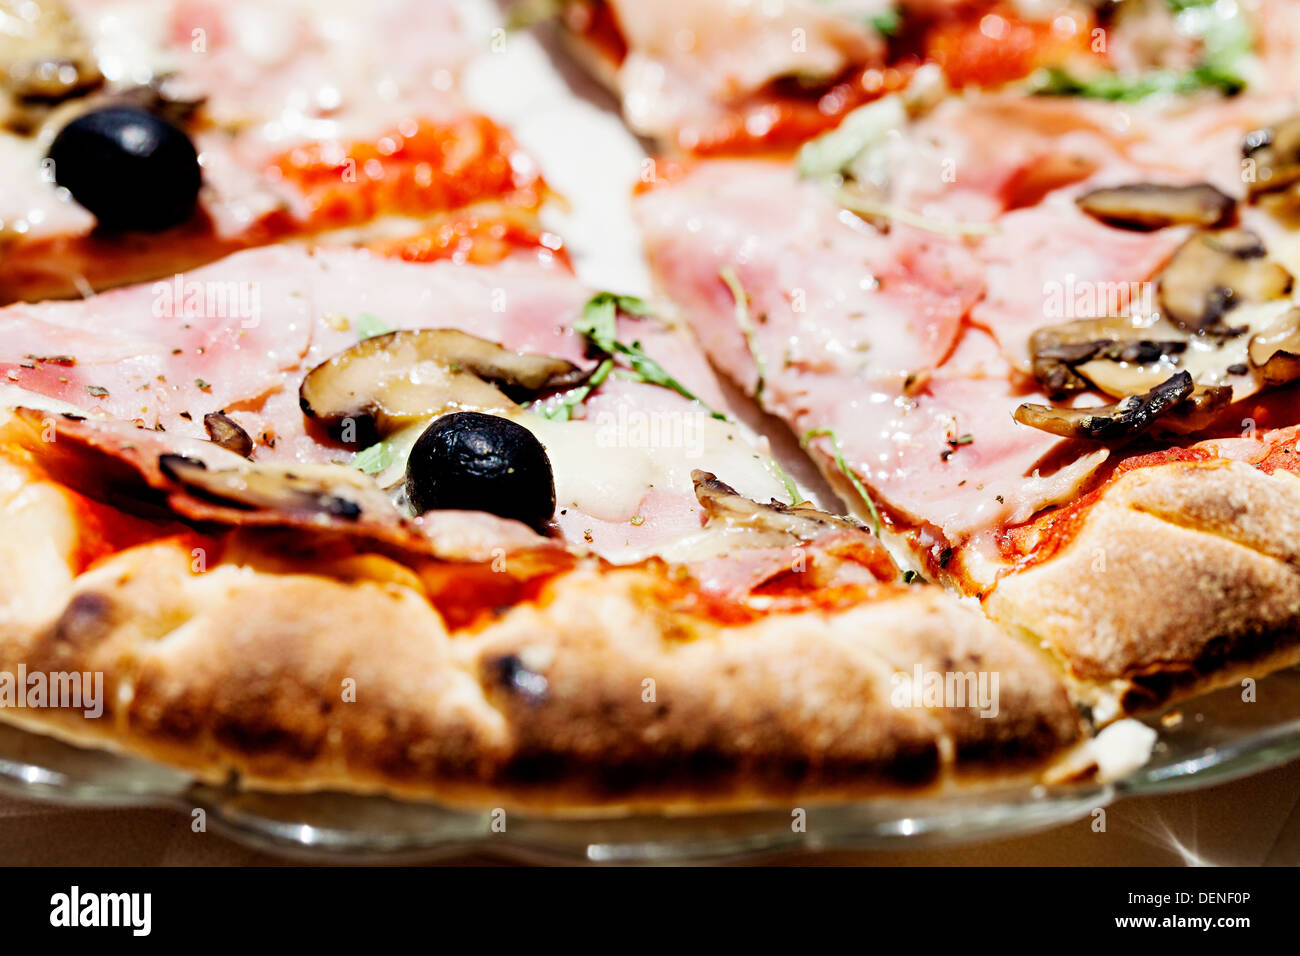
top-left (0, 458), bottom-right (1081, 812)
top-left (986, 459), bottom-right (1300, 713)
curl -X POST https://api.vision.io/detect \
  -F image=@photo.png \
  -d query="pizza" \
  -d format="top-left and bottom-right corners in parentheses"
top-left (548, 0), bottom-right (1240, 153)
top-left (0, 242), bottom-right (1086, 809)
top-left (0, 0), bottom-right (1296, 816)
top-left (0, 0), bottom-right (547, 302)
top-left (632, 0), bottom-right (1300, 719)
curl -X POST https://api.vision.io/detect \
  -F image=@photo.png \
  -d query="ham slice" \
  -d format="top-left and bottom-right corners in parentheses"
top-left (637, 89), bottom-right (1293, 547)
top-left (0, 244), bottom-right (794, 563)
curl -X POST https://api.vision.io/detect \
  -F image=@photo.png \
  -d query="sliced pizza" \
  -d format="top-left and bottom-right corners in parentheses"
top-left (634, 12), bottom-right (1300, 718)
top-left (0, 239), bottom-right (1088, 809)
top-left (0, 0), bottom-right (549, 303)
top-left (539, 0), bottom-right (1264, 153)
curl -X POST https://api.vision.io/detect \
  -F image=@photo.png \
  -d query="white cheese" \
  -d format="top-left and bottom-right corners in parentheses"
top-left (374, 406), bottom-right (792, 526)
top-left (1088, 718), bottom-right (1158, 781)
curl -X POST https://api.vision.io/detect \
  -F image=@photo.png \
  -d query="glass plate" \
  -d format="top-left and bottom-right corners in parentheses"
top-left (2, 667), bottom-right (1298, 863)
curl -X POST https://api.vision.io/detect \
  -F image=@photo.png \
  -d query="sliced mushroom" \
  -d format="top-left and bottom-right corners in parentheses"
top-left (299, 329), bottom-right (587, 441)
top-left (1014, 371), bottom-right (1194, 441)
top-left (1030, 337), bottom-right (1103, 397)
top-left (158, 455), bottom-right (373, 522)
top-left (202, 412), bottom-right (254, 458)
top-left (0, 0), bottom-right (103, 132)
top-left (681, 471), bottom-right (897, 584)
top-left (1155, 384), bottom-right (1234, 435)
top-left (692, 470), bottom-right (864, 544)
top-left (1157, 229), bottom-right (1294, 332)
top-left (1029, 315), bottom-right (1189, 399)
top-left (1076, 183), bottom-right (1234, 231)
top-left (1244, 115), bottom-right (1300, 200)
top-left (1071, 339), bottom-right (1189, 396)
top-left (1248, 305), bottom-right (1300, 386)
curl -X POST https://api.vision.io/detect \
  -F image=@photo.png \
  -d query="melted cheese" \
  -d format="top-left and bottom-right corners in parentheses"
top-left (524, 410), bottom-right (790, 523)
top-left (373, 405), bottom-right (793, 560)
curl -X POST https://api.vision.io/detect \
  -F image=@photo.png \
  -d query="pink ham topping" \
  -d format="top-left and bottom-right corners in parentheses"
top-left (637, 90), bottom-right (1293, 546)
top-left (0, 244), bottom-right (784, 562)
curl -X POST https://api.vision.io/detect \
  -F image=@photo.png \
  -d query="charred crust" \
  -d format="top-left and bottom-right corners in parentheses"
top-left (0, 463), bottom-right (1081, 810)
top-left (51, 592), bottom-right (116, 648)
top-left (1120, 625), bottom-right (1299, 712)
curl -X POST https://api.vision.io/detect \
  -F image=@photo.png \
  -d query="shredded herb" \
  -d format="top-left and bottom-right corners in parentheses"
top-left (902, 569), bottom-right (921, 584)
top-left (870, 8), bottom-right (901, 38)
top-left (576, 292), bottom-right (652, 352)
top-left (798, 95), bottom-right (906, 181)
top-left (535, 357), bottom-right (614, 422)
top-left (355, 312), bottom-right (393, 340)
top-left (796, 96), bottom-right (996, 236)
top-left (1032, 65), bottom-right (1244, 100)
top-left (1033, 0), bottom-right (1252, 101)
top-left (769, 457), bottom-right (800, 505)
top-left (85, 385), bottom-right (108, 397)
top-left (575, 292), bottom-right (726, 419)
top-left (195, 378), bottom-right (211, 392)
top-left (834, 187), bottom-right (998, 236)
top-left (618, 346), bottom-right (726, 419)
top-left (351, 441), bottom-right (392, 475)
top-left (802, 427), bottom-right (881, 535)
top-left (718, 266), bottom-right (768, 401)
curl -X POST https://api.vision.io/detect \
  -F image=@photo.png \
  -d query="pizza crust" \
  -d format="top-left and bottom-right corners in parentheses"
top-left (986, 458), bottom-right (1300, 714)
top-left (0, 457), bottom-right (1082, 812)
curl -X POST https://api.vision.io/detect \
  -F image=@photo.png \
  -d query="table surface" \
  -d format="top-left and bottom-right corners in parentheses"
top-left (3, 756), bottom-right (1297, 866)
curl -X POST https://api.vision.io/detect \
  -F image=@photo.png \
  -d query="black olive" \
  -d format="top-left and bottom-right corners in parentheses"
top-left (405, 412), bottom-right (555, 533)
top-left (47, 107), bottom-right (201, 232)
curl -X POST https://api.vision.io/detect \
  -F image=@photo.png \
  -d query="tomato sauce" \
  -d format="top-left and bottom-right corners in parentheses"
top-left (365, 208), bottom-right (570, 269)
top-left (263, 115), bottom-right (544, 235)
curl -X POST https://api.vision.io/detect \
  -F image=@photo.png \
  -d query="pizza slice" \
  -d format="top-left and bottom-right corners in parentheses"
top-left (634, 21), bottom-right (1300, 720)
top-left (537, 0), bottom-right (1262, 153)
top-left (0, 240), bottom-right (1088, 809)
top-left (0, 0), bottom-right (548, 303)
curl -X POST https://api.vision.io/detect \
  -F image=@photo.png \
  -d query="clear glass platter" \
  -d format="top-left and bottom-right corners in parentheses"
top-left (2, 666), bottom-right (1298, 863)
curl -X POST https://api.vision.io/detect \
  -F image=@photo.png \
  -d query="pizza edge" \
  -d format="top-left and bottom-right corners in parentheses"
top-left (0, 455), bottom-right (1086, 813)
top-left (986, 457), bottom-right (1300, 714)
